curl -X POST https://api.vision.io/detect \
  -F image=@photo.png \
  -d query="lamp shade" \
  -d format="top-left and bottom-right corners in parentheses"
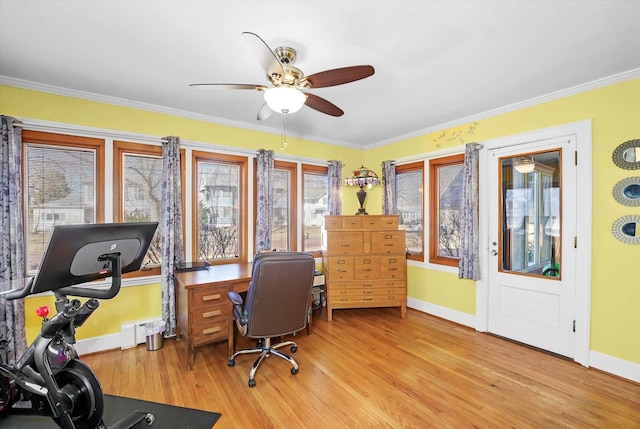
top-left (344, 165), bottom-right (380, 188)
top-left (264, 86), bottom-right (306, 114)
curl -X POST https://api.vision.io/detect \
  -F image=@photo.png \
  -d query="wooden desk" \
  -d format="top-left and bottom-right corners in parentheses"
top-left (174, 263), bottom-right (252, 370)
top-left (174, 262), bottom-right (322, 370)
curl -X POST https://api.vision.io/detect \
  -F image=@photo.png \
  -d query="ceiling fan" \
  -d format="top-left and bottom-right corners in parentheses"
top-left (190, 32), bottom-right (375, 120)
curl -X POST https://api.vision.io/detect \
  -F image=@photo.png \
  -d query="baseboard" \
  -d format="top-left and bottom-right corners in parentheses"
top-left (590, 351), bottom-right (640, 384)
top-left (406, 297), bottom-right (475, 328)
top-left (74, 332), bottom-right (122, 356)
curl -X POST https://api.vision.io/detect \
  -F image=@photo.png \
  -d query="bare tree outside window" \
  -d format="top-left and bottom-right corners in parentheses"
top-left (197, 161), bottom-right (240, 260)
top-left (429, 154), bottom-right (465, 266)
top-left (396, 161), bottom-right (424, 261)
top-left (25, 145), bottom-right (96, 273)
top-left (122, 153), bottom-right (163, 264)
top-left (271, 169), bottom-right (290, 250)
top-left (302, 167), bottom-right (328, 254)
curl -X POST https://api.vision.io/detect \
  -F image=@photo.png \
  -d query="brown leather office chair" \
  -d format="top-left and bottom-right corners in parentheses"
top-left (227, 252), bottom-right (316, 387)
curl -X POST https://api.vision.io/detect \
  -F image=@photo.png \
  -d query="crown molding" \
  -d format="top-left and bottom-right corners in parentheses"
top-left (365, 67), bottom-right (640, 150)
top-left (3, 67), bottom-right (638, 151)
top-left (0, 76), bottom-right (362, 149)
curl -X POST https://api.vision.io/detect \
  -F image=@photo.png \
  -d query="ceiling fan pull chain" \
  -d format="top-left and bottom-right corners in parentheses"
top-left (281, 109), bottom-right (289, 151)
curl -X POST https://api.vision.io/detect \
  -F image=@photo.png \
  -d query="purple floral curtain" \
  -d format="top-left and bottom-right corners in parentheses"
top-left (381, 160), bottom-right (396, 215)
top-left (255, 149), bottom-right (274, 252)
top-left (160, 136), bottom-right (184, 337)
top-left (458, 143), bottom-right (480, 280)
top-left (0, 115), bottom-right (26, 365)
top-left (328, 160), bottom-right (342, 215)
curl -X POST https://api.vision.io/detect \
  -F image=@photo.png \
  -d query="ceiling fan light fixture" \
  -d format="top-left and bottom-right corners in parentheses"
top-left (264, 86), bottom-right (306, 114)
top-left (514, 157), bottom-right (536, 174)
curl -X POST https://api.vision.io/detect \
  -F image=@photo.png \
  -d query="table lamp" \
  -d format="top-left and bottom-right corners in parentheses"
top-left (344, 165), bottom-right (380, 215)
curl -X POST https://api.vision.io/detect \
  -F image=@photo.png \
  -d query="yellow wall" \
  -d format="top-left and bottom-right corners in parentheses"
top-left (368, 78), bottom-right (640, 364)
top-left (24, 284), bottom-right (162, 341)
top-left (2, 78), bottom-right (639, 365)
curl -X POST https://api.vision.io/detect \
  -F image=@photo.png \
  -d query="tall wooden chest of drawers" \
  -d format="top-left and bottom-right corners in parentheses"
top-left (322, 215), bottom-right (407, 321)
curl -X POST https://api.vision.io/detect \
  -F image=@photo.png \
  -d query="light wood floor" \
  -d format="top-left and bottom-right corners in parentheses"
top-left (83, 308), bottom-right (640, 428)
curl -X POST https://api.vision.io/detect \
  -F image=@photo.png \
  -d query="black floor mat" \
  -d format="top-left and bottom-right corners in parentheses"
top-left (0, 394), bottom-right (221, 428)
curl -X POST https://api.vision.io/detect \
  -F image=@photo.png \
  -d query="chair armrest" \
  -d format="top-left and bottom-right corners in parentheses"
top-left (227, 291), bottom-right (247, 325)
top-left (227, 290), bottom-right (244, 306)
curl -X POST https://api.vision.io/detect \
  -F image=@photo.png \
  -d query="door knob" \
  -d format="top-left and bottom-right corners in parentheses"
top-left (491, 250), bottom-right (498, 256)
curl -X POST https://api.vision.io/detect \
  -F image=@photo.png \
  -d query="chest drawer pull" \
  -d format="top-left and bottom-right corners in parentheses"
top-left (385, 234), bottom-right (392, 239)
top-left (384, 243), bottom-right (393, 247)
top-left (340, 244), bottom-right (351, 247)
top-left (202, 326), bottom-right (221, 335)
top-left (362, 268), bottom-right (372, 272)
top-left (202, 293), bottom-right (222, 302)
top-left (202, 309), bottom-right (222, 318)
top-left (388, 258), bottom-right (397, 263)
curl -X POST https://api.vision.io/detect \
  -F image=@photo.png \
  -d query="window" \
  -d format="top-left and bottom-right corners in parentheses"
top-left (396, 161), bottom-right (424, 261)
top-left (113, 141), bottom-right (170, 274)
top-left (194, 151), bottom-right (247, 264)
top-left (272, 161), bottom-right (297, 251)
top-left (429, 154), bottom-right (464, 266)
top-left (302, 164), bottom-right (328, 256)
top-left (22, 131), bottom-right (104, 274)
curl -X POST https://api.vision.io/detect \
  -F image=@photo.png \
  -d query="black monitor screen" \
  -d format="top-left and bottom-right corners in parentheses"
top-left (29, 222), bottom-right (158, 294)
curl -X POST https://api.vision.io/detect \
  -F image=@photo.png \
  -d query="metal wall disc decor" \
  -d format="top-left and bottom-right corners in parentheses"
top-left (612, 215), bottom-right (640, 245)
top-left (612, 139), bottom-right (640, 170)
top-left (613, 177), bottom-right (640, 207)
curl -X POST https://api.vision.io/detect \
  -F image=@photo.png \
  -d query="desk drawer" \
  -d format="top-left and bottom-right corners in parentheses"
top-left (191, 303), bottom-right (229, 326)
top-left (191, 320), bottom-right (228, 346)
top-left (191, 286), bottom-right (227, 310)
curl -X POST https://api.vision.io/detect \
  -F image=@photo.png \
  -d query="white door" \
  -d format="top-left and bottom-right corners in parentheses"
top-left (487, 136), bottom-right (577, 358)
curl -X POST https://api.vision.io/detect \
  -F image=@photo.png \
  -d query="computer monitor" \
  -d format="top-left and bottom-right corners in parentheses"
top-left (29, 222), bottom-right (158, 295)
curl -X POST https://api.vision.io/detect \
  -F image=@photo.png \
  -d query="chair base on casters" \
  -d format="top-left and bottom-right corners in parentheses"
top-left (227, 337), bottom-right (299, 387)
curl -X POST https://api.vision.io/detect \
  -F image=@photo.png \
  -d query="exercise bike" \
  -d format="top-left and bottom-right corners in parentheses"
top-left (0, 222), bottom-right (158, 429)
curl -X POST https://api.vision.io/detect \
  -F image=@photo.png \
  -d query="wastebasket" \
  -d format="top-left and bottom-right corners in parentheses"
top-left (144, 320), bottom-right (166, 351)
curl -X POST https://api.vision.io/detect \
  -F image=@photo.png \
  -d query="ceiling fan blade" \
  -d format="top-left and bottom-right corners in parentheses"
top-left (304, 65), bottom-right (374, 89)
top-left (189, 83), bottom-right (267, 91)
top-left (257, 103), bottom-right (273, 121)
top-left (242, 32), bottom-right (285, 79)
top-left (304, 93), bottom-right (344, 117)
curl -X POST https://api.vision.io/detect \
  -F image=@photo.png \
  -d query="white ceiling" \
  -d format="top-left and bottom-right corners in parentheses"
top-left (1, 0), bottom-right (640, 149)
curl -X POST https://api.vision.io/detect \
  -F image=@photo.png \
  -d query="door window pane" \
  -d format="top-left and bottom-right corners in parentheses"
top-left (197, 161), bottom-right (240, 261)
top-left (501, 151), bottom-right (561, 277)
top-left (25, 145), bottom-right (96, 273)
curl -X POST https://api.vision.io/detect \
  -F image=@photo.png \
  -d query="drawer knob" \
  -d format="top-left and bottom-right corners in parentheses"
top-left (202, 310), bottom-right (222, 318)
top-left (202, 293), bottom-right (221, 302)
